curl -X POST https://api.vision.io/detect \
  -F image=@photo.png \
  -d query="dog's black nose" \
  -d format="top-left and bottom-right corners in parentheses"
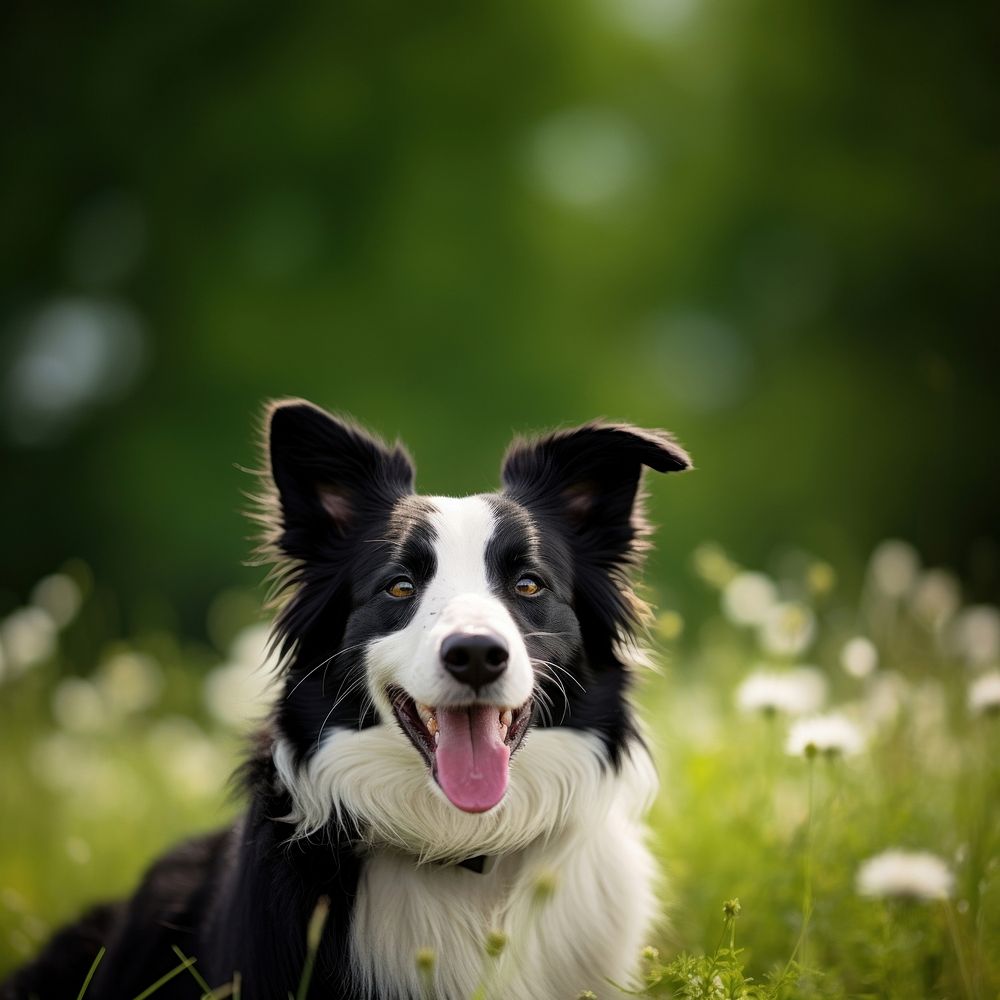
top-left (440, 633), bottom-right (509, 692)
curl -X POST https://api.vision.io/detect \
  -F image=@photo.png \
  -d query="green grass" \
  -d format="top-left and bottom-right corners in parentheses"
top-left (1, 543), bottom-right (998, 998)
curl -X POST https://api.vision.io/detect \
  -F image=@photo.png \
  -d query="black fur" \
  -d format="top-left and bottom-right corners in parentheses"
top-left (2, 403), bottom-right (689, 999)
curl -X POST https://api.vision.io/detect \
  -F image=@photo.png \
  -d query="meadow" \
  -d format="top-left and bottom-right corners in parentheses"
top-left (3, 0), bottom-right (998, 995)
top-left (1, 539), bottom-right (997, 999)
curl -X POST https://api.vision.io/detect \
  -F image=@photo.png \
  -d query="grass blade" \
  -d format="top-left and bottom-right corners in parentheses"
top-left (295, 895), bottom-right (330, 1000)
top-left (130, 956), bottom-right (196, 1000)
top-left (76, 946), bottom-right (106, 1000)
top-left (171, 944), bottom-right (215, 998)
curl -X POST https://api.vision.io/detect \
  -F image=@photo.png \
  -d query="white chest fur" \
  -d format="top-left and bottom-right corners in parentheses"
top-left (276, 727), bottom-right (660, 998)
top-left (343, 742), bottom-right (659, 999)
top-left (349, 814), bottom-right (657, 1000)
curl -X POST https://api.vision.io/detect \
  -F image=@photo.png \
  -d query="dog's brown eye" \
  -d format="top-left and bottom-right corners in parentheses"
top-left (386, 578), bottom-right (416, 599)
top-left (514, 576), bottom-right (542, 597)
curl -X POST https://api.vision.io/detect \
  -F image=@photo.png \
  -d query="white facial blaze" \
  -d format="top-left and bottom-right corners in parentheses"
top-left (366, 495), bottom-right (535, 713)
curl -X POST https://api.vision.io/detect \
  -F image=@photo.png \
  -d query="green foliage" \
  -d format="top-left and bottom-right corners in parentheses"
top-left (635, 948), bottom-right (798, 1000)
top-left (622, 902), bottom-right (798, 1000)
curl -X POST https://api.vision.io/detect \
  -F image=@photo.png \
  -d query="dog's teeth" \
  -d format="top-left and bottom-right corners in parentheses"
top-left (500, 709), bottom-right (513, 728)
top-left (417, 703), bottom-right (439, 735)
top-left (499, 724), bottom-right (509, 741)
top-left (434, 731), bottom-right (440, 745)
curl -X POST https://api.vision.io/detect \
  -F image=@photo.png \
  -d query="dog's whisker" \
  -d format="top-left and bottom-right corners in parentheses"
top-left (285, 643), bottom-right (368, 700)
top-left (529, 660), bottom-right (577, 725)
top-left (534, 693), bottom-right (556, 727)
top-left (542, 676), bottom-right (571, 724)
top-left (532, 657), bottom-right (586, 694)
top-left (549, 666), bottom-right (585, 694)
top-left (356, 689), bottom-right (378, 730)
top-left (531, 683), bottom-right (556, 725)
top-left (327, 670), bottom-right (369, 715)
top-left (537, 668), bottom-right (570, 707)
top-left (316, 692), bottom-right (358, 749)
top-left (311, 672), bottom-right (376, 751)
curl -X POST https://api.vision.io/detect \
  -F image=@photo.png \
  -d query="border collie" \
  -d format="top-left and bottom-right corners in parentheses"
top-left (3, 401), bottom-right (690, 1000)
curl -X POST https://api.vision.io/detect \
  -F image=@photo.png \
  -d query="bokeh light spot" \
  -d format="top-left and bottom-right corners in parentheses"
top-left (644, 311), bottom-right (753, 413)
top-left (525, 109), bottom-right (645, 208)
top-left (3, 298), bottom-right (148, 446)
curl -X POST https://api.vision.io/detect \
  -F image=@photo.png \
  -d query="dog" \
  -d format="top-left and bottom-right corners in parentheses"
top-left (2, 400), bottom-right (691, 1000)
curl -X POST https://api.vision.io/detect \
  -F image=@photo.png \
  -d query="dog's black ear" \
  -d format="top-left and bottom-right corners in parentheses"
top-left (501, 420), bottom-right (690, 542)
top-left (267, 400), bottom-right (414, 558)
top-left (501, 422), bottom-right (690, 639)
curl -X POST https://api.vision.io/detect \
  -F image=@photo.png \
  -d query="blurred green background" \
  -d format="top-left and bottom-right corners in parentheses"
top-left (2, 5), bottom-right (1000, 991)
top-left (2, 0), bottom-right (998, 634)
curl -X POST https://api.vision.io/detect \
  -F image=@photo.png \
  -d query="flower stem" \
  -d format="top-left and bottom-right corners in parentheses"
top-left (804, 757), bottom-right (815, 916)
top-left (943, 900), bottom-right (976, 1000)
top-left (801, 755), bottom-right (816, 964)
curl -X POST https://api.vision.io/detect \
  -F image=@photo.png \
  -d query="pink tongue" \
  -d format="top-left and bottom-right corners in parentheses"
top-left (434, 705), bottom-right (510, 813)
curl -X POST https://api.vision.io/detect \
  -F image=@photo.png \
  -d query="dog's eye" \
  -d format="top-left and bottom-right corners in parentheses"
top-left (386, 578), bottom-right (416, 599)
top-left (514, 576), bottom-right (542, 597)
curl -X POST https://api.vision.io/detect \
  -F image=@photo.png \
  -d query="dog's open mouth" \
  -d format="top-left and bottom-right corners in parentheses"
top-left (388, 688), bottom-right (532, 814)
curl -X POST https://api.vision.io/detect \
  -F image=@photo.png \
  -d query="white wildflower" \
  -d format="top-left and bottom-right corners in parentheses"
top-left (229, 621), bottom-right (277, 668)
top-left (862, 671), bottom-right (910, 729)
top-left (736, 667), bottom-right (826, 716)
top-left (79, 758), bottom-right (145, 815)
top-left (758, 602), bottom-right (815, 657)
top-left (158, 735), bottom-right (228, 798)
top-left (786, 712), bottom-right (864, 758)
top-left (869, 540), bottom-right (919, 598)
top-left (30, 732), bottom-right (96, 792)
top-left (51, 677), bottom-right (106, 734)
top-left (841, 636), bottom-right (878, 679)
top-left (856, 849), bottom-right (954, 901)
top-left (146, 715), bottom-right (205, 756)
top-left (951, 605), bottom-right (1000, 667)
top-left (40, 721), bottom-right (166, 809)
top-left (30, 573), bottom-right (83, 629)
top-left (204, 660), bottom-right (275, 728)
top-left (722, 572), bottom-right (777, 626)
top-left (96, 651), bottom-right (163, 715)
top-left (203, 622), bottom-right (279, 728)
top-left (1, 607), bottom-right (57, 676)
top-left (911, 679), bottom-right (947, 734)
top-left (910, 569), bottom-right (960, 629)
top-left (969, 671), bottom-right (1000, 716)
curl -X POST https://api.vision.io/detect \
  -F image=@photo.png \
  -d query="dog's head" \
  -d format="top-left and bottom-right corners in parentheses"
top-left (262, 400), bottom-right (690, 829)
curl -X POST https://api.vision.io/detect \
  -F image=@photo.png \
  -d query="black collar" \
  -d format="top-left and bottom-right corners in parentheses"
top-left (360, 847), bottom-right (497, 875)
